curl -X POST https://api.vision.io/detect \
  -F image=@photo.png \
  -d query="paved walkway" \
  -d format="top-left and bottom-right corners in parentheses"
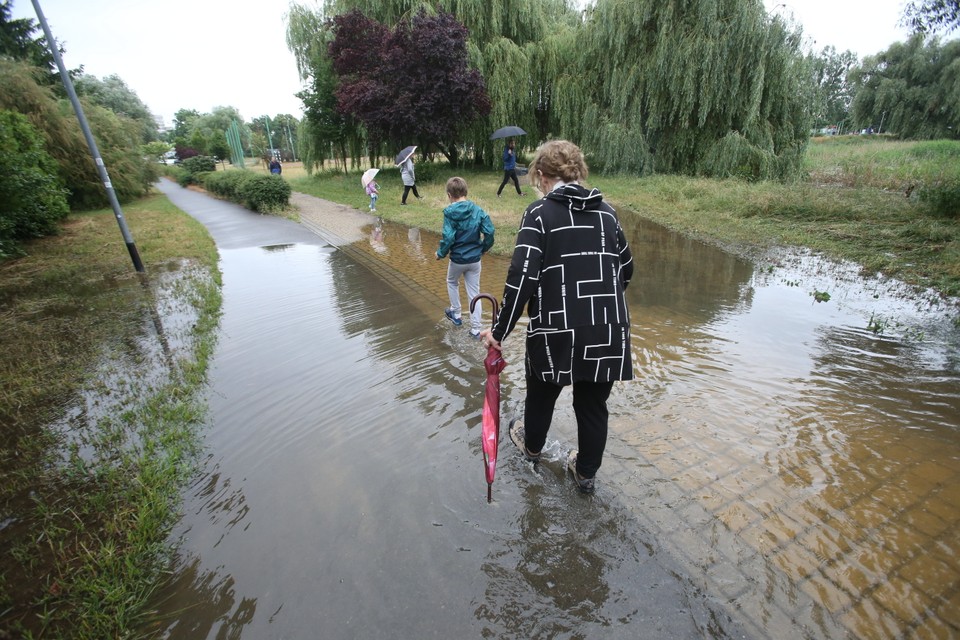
top-left (292, 191), bottom-right (511, 320)
top-left (283, 189), bottom-right (959, 639)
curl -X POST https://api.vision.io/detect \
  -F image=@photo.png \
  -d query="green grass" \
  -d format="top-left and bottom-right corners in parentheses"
top-left (0, 192), bottom-right (222, 638)
top-left (287, 138), bottom-right (960, 297)
top-left (288, 163), bottom-right (531, 256)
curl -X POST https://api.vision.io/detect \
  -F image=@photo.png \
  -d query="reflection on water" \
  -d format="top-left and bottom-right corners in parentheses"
top-left (146, 206), bottom-right (960, 639)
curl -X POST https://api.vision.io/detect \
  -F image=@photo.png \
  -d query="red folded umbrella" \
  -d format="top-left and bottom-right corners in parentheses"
top-left (470, 293), bottom-right (507, 503)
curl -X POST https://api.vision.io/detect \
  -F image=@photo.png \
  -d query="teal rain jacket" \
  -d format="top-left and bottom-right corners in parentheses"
top-left (437, 200), bottom-right (495, 265)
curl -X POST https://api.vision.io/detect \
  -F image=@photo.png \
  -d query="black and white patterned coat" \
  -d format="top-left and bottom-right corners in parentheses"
top-left (491, 183), bottom-right (634, 385)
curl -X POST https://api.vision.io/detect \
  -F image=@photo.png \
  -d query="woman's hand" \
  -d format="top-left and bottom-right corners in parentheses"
top-left (479, 329), bottom-right (501, 352)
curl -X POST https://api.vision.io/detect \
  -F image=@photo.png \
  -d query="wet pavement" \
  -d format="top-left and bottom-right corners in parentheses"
top-left (153, 179), bottom-right (960, 639)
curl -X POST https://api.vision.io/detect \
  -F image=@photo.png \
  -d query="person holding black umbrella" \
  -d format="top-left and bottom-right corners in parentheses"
top-left (496, 139), bottom-right (524, 197)
top-left (399, 153), bottom-right (423, 205)
top-left (480, 140), bottom-right (634, 494)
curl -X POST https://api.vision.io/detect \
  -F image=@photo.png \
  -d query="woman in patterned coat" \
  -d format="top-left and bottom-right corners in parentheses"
top-left (481, 139), bottom-right (633, 493)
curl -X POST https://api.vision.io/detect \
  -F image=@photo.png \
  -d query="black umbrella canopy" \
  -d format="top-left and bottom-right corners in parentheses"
top-left (395, 145), bottom-right (417, 165)
top-left (490, 126), bottom-right (527, 140)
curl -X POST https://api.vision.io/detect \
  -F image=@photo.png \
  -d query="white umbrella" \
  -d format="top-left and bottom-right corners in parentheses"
top-left (361, 168), bottom-right (380, 188)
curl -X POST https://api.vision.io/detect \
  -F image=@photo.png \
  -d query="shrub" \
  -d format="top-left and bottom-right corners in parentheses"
top-left (175, 145), bottom-right (199, 160)
top-left (163, 165), bottom-right (187, 184)
top-left (175, 156), bottom-right (216, 186)
top-left (0, 110), bottom-right (69, 258)
top-left (239, 174), bottom-right (291, 212)
top-left (203, 170), bottom-right (253, 200)
top-left (180, 155), bottom-right (216, 175)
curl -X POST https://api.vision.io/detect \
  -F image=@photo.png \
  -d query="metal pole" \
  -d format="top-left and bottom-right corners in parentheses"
top-left (286, 123), bottom-right (297, 162)
top-left (265, 115), bottom-right (275, 159)
top-left (30, 0), bottom-right (144, 273)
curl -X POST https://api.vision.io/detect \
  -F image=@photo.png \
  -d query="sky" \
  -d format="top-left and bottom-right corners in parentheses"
top-left (760, 0), bottom-right (913, 56)
top-left (10, 0), bottom-right (311, 129)
top-left (11, 0), bottom-right (915, 130)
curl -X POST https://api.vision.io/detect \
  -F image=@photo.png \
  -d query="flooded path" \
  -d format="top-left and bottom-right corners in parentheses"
top-left (149, 180), bottom-right (960, 638)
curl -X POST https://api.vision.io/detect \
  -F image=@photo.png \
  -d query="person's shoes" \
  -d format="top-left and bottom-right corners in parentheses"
top-left (370, 208), bottom-right (376, 212)
top-left (518, 191), bottom-right (526, 196)
top-left (416, 195), bottom-right (424, 200)
top-left (566, 450), bottom-right (595, 493)
top-left (401, 202), bottom-right (407, 206)
top-left (444, 308), bottom-right (462, 326)
top-left (497, 193), bottom-right (502, 198)
top-left (509, 420), bottom-right (541, 463)
top-left (469, 329), bottom-right (481, 339)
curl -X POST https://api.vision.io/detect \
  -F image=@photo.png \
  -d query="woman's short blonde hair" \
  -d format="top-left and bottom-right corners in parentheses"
top-left (446, 176), bottom-right (469, 198)
top-left (530, 140), bottom-right (589, 184)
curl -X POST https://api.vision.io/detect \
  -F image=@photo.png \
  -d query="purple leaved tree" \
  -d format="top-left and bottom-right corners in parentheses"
top-left (329, 9), bottom-right (490, 163)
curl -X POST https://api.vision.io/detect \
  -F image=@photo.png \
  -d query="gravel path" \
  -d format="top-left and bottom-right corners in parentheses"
top-left (290, 191), bottom-right (377, 246)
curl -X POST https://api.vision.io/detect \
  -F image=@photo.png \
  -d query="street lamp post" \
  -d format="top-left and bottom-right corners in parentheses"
top-left (30, 0), bottom-right (144, 272)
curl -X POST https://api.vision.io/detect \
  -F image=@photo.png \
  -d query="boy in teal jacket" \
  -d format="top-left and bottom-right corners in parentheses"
top-left (436, 176), bottom-right (495, 338)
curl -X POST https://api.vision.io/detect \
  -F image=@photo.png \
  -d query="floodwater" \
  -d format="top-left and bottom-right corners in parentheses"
top-left (145, 183), bottom-right (960, 639)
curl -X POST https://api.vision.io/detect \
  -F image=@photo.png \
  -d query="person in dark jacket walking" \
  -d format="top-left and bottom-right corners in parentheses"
top-left (481, 140), bottom-right (633, 493)
top-left (496, 139), bottom-right (524, 197)
top-left (400, 156), bottom-right (422, 204)
top-left (436, 177), bottom-right (495, 338)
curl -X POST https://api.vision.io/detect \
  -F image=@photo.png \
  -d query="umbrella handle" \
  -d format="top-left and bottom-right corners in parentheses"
top-left (470, 293), bottom-right (499, 328)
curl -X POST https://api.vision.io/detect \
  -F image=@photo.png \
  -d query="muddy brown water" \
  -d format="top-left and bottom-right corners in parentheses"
top-left (142, 183), bottom-right (960, 638)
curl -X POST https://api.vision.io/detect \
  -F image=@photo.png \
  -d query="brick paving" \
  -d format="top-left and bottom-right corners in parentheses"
top-left (292, 191), bottom-right (960, 640)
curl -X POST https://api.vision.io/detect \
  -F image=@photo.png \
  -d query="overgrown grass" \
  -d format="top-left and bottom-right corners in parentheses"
top-left (0, 193), bottom-right (222, 637)
top-left (287, 138), bottom-right (960, 297)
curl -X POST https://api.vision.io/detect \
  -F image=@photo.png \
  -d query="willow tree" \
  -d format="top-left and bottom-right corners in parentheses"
top-left (554, 0), bottom-right (812, 178)
top-left (287, 3), bottom-right (364, 172)
top-left (288, 0), bottom-right (578, 166)
top-left (849, 34), bottom-right (960, 139)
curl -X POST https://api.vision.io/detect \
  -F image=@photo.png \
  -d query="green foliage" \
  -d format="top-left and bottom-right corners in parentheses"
top-left (901, 0), bottom-right (960, 34)
top-left (849, 35), bottom-right (960, 139)
top-left (201, 170), bottom-right (291, 212)
top-left (163, 164), bottom-right (187, 184)
top-left (238, 174), bottom-right (292, 212)
top-left (203, 169), bottom-right (254, 200)
top-left (188, 128), bottom-right (209, 154)
top-left (172, 108), bottom-right (199, 140)
top-left (175, 156), bottom-right (215, 187)
top-left (75, 73), bottom-right (158, 142)
top-left (808, 46), bottom-right (858, 129)
top-left (142, 140), bottom-right (172, 162)
top-left (0, 0), bottom-right (64, 83)
top-left (557, 0), bottom-right (812, 179)
top-left (288, 0), bottom-right (577, 169)
top-left (919, 179), bottom-right (960, 218)
top-left (0, 110), bottom-right (69, 257)
top-left (0, 59), bottom-right (159, 210)
top-left (909, 139), bottom-right (960, 160)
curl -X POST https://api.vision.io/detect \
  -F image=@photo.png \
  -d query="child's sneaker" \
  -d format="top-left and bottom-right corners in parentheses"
top-left (566, 450), bottom-right (595, 494)
top-left (509, 420), bottom-right (541, 463)
top-left (469, 329), bottom-right (481, 339)
top-left (444, 309), bottom-right (462, 326)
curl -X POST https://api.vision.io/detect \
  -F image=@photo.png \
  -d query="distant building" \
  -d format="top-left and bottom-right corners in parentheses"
top-left (153, 114), bottom-right (171, 134)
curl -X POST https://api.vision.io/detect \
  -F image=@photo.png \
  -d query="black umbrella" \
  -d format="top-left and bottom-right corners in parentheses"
top-left (490, 126), bottom-right (527, 141)
top-left (395, 145), bottom-right (417, 166)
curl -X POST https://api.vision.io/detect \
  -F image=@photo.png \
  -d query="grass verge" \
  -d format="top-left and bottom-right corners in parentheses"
top-left (0, 193), bottom-right (222, 638)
